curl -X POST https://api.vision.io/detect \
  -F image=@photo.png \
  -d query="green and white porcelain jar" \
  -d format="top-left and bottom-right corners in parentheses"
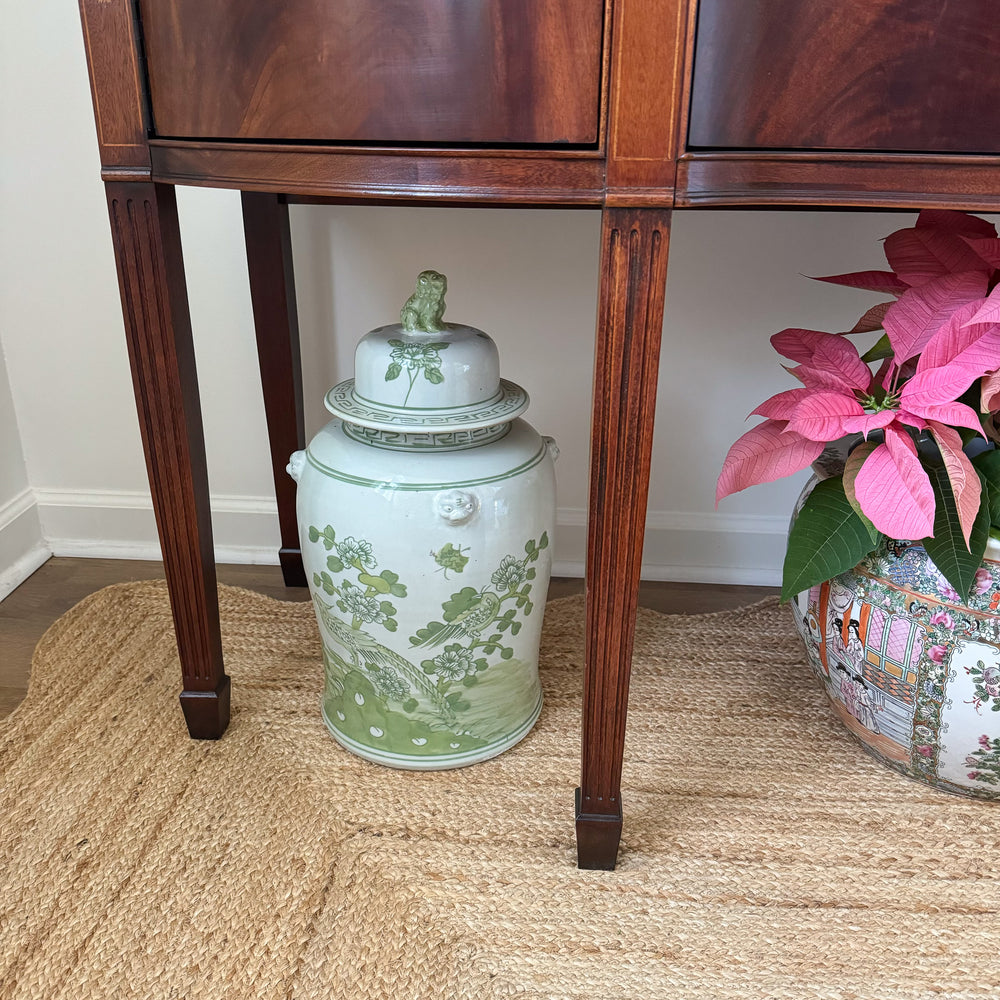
top-left (288, 271), bottom-right (556, 770)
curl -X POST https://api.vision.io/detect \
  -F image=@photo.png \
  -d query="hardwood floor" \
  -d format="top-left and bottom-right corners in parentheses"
top-left (0, 557), bottom-right (774, 719)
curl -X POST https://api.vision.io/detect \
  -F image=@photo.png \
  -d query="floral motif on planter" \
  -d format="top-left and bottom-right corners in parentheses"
top-left (307, 522), bottom-right (548, 768)
top-left (792, 540), bottom-right (1000, 799)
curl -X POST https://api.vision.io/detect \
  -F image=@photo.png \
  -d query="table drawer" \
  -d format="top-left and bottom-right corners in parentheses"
top-left (688, 0), bottom-right (1000, 154)
top-left (138, 0), bottom-right (603, 146)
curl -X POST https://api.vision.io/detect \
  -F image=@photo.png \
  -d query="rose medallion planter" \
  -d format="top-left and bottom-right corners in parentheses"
top-left (791, 536), bottom-right (1000, 799)
top-left (288, 271), bottom-right (556, 770)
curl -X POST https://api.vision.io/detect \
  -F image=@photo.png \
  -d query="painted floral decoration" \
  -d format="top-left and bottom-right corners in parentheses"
top-left (717, 210), bottom-right (1000, 602)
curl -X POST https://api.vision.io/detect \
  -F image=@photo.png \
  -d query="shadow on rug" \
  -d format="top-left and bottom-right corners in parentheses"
top-left (1, 582), bottom-right (998, 999)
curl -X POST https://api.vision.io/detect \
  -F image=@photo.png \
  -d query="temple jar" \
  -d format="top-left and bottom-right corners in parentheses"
top-left (288, 271), bottom-right (556, 770)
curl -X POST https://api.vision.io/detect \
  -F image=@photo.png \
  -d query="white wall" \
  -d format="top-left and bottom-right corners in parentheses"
top-left (1, 0), bottom-right (993, 589)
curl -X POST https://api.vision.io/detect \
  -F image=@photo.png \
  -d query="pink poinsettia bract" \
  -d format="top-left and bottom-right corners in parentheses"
top-left (717, 210), bottom-right (1000, 546)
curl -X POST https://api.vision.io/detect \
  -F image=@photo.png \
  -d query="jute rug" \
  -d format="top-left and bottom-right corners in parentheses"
top-left (1, 584), bottom-right (998, 999)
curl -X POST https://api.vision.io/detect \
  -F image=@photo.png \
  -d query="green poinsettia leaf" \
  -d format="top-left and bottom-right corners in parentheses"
top-left (385, 362), bottom-right (402, 381)
top-left (972, 450), bottom-right (1000, 530)
top-left (423, 367), bottom-right (444, 384)
top-left (860, 333), bottom-right (893, 362)
top-left (921, 465), bottom-right (989, 600)
top-left (781, 476), bottom-right (882, 603)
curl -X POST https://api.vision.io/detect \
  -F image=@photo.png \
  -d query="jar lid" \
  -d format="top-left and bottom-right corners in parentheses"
top-left (326, 270), bottom-right (529, 432)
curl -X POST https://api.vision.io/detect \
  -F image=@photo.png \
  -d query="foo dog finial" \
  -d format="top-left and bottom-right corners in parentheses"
top-left (400, 270), bottom-right (447, 333)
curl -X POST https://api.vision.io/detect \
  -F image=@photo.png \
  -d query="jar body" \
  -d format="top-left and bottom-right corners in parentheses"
top-left (291, 418), bottom-right (556, 769)
top-left (791, 538), bottom-right (1000, 799)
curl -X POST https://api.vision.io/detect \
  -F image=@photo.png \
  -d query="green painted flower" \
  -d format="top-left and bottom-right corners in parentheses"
top-left (432, 644), bottom-right (476, 681)
top-left (337, 536), bottom-right (376, 570)
top-left (364, 663), bottom-right (411, 702)
top-left (384, 339), bottom-right (449, 405)
top-left (337, 580), bottom-right (388, 625)
top-left (491, 555), bottom-right (526, 592)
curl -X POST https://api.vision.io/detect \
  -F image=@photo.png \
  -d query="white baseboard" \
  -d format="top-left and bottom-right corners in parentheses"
top-left (35, 488), bottom-right (280, 565)
top-left (552, 508), bottom-right (785, 586)
top-left (31, 489), bottom-right (786, 586)
top-left (0, 488), bottom-right (51, 601)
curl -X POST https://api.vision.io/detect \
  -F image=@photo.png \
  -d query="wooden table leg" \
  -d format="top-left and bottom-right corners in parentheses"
top-left (105, 181), bottom-right (230, 739)
top-left (241, 193), bottom-right (308, 588)
top-left (577, 207), bottom-right (670, 869)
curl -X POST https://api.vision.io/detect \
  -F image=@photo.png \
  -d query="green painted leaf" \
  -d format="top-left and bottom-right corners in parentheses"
top-left (510, 621), bottom-right (522, 636)
top-left (461, 675), bottom-right (479, 688)
top-left (442, 587), bottom-right (479, 622)
top-left (389, 583), bottom-right (408, 598)
top-left (379, 600), bottom-right (396, 615)
top-left (525, 567), bottom-right (536, 580)
top-left (538, 531), bottom-right (549, 550)
top-left (327, 555), bottom-right (344, 573)
top-left (500, 647), bottom-right (514, 660)
top-left (387, 339), bottom-right (404, 347)
top-left (424, 368), bottom-right (444, 384)
top-left (385, 363), bottom-right (402, 381)
top-left (358, 572), bottom-right (391, 594)
top-left (921, 466), bottom-right (990, 600)
top-left (411, 622), bottom-right (446, 645)
top-left (781, 477), bottom-right (882, 603)
top-left (402, 698), bottom-right (418, 713)
top-left (308, 526), bottom-right (320, 543)
top-left (972, 450), bottom-right (1000, 529)
top-left (383, 619), bottom-right (398, 632)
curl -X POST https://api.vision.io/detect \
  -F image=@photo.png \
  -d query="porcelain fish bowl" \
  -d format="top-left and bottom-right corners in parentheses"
top-left (792, 536), bottom-right (1000, 799)
top-left (288, 271), bottom-right (557, 770)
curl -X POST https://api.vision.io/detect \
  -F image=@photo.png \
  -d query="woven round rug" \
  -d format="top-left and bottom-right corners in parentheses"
top-left (1, 582), bottom-right (998, 999)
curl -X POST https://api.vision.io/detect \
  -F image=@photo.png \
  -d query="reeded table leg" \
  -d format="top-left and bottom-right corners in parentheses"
top-left (577, 207), bottom-right (671, 869)
top-left (105, 181), bottom-right (230, 738)
top-left (241, 192), bottom-right (308, 588)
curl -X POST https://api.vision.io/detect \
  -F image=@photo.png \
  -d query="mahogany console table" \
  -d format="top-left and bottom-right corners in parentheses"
top-left (78, 0), bottom-right (1000, 870)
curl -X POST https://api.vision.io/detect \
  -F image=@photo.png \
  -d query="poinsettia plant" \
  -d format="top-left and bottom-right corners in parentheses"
top-left (717, 210), bottom-right (1000, 603)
